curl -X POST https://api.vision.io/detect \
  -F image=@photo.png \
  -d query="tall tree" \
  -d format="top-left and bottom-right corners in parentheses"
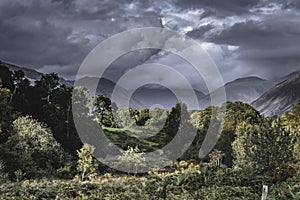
top-left (138, 108), bottom-right (150, 126)
top-left (0, 82), bottom-right (14, 143)
top-left (0, 66), bottom-right (14, 92)
top-left (162, 103), bottom-right (182, 136)
top-left (115, 107), bottom-right (139, 128)
top-left (91, 95), bottom-right (116, 128)
top-left (27, 74), bottom-right (82, 154)
top-left (11, 70), bottom-right (31, 114)
top-left (4, 116), bottom-right (72, 179)
top-left (232, 118), bottom-right (294, 177)
top-left (190, 102), bottom-right (262, 166)
top-left (50, 85), bottom-right (82, 153)
top-left (215, 102), bottom-right (261, 166)
top-left (281, 101), bottom-right (300, 170)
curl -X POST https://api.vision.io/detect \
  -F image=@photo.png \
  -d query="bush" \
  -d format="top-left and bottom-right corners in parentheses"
top-left (115, 146), bottom-right (146, 175)
top-left (4, 116), bottom-right (72, 179)
top-left (76, 144), bottom-right (98, 181)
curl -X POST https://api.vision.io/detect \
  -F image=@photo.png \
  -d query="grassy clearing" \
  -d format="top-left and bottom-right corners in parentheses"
top-left (102, 127), bottom-right (164, 151)
top-left (103, 127), bottom-right (143, 134)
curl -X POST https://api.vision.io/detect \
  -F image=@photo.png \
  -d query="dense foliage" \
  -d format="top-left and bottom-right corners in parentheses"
top-left (233, 119), bottom-right (295, 178)
top-left (4, 116), bottom-right (72, 179)
top-left (0, 163), bottom-right (299, 199)
top-left (0, 64), bottom-right (299, 199)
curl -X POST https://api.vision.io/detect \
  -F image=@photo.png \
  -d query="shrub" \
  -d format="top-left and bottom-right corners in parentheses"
top-left (4, 116), bottom-right (72, 179)
top-left (115, 146), bottom-right (146, 175)
top-left (76, 144), bottom-right (98, 181)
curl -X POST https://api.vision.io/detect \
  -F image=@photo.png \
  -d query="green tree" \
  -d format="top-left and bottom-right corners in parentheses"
top-left (10, 70), bottom-right (32, 115)
top-left (34, 73), bottom-right (60, 104)
top-left (190, 102), bottom-right (262, 166)
top-left (190, 106), bottom-right (214, 131)
top-left (172, 103), bottom-right (198, 160)
top-left (138, 108), bottom-right (150, 126)
top-left (72, 86), bottom-right (90, 119)
top-left (232, 118), bottom-right (294, 177)
top-left (48, 85), bottom-right (82, 154)
top-left (115, 107), bottom-right (139, 128)
top-left (215, 102), bottom-right (261, 166)
top-left (0, 65), bottom-right (14, 92)
top-left (91, 95), bottom-right (116, 128)
top-left (146, 107), bottom-right (168, 128)
top-left (163, 103), bottom-right (183, 136)
top-left (4, 116), bottom-right (71, 179)
top-left (281, 101), bottom-right (300, 170)
top-left (76, 143), bottom-right (98, 181)
top-left (183, 106), bottom-right (217, 161)
top-left (27, 75), bottom-right (83, 154)
top-left (28, 73), bottom-right (60, 121)
top-left (0, 83), bottom-right (14, 143)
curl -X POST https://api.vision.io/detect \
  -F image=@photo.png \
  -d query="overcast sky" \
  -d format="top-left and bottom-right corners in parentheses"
top-left (1, 0), bottom-right (300, 92)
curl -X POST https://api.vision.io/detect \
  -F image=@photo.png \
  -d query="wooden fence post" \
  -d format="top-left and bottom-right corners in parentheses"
top-left (261, 185), bottom-right (268, 200)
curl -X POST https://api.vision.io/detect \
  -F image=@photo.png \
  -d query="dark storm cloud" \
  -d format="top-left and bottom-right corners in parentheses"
top-left (186, 24), bottom-right (214, 39)
top-left (0, 0), bottom-right (162, 78)
top-left (0, 0), bottom-right (89, 69)
top-left (283, 0), bottom-right (300, 9)
top-left (0, 18), bottom-right (89, 66)
top-left (0, 0), bottom-right (299, 83)
top-left (71, 0), bottom-right (132, 20)
top-left (175, 0), bottom-right (260, 14)
top-left (211, 10), bottom-right (300, 78)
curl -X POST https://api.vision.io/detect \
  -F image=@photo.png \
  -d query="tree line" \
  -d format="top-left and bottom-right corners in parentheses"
top-left (0, 64), bottom-right (299, 184)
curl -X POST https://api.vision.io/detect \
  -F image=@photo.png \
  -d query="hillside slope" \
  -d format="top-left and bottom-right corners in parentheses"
top-left (199, 76), bottom-right (273, 109)
top-left (252, 72), bottom-right (300, 116)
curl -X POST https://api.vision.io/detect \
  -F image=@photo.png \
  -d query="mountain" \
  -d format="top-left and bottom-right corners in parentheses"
top-left (252, 72), bottom-right (300, 116)
top-left (75, 76), bottom-right (146, 109)
top-left (75, 77), bottom-right (205, 110)
top-left (198, 76), bottom-right (274, 109)
top-left (130, 87), bottom-right (205, 110)
top-left (0, 61), bottom-right (73, 87)
top-left (222, 77), bottom-right (274, 103)
top-left (75, 76), bottom-right (116, 97)
top-left (216, 76), bottom-right (273, 103)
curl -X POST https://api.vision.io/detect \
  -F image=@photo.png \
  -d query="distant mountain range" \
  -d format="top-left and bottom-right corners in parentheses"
top-left (1, 60), bottom-right (299, 115)
top-left (74, 76), bottom-right (205, 109)
top-left (130, 86), bottom-right (206, 110)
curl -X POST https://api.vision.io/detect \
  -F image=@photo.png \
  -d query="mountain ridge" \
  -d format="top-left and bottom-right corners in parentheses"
top-left (251, 72), bottom-right (300, 116)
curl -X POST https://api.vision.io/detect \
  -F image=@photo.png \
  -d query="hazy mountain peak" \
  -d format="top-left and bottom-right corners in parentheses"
top-left (229, 76), bottom-right (267, 84)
